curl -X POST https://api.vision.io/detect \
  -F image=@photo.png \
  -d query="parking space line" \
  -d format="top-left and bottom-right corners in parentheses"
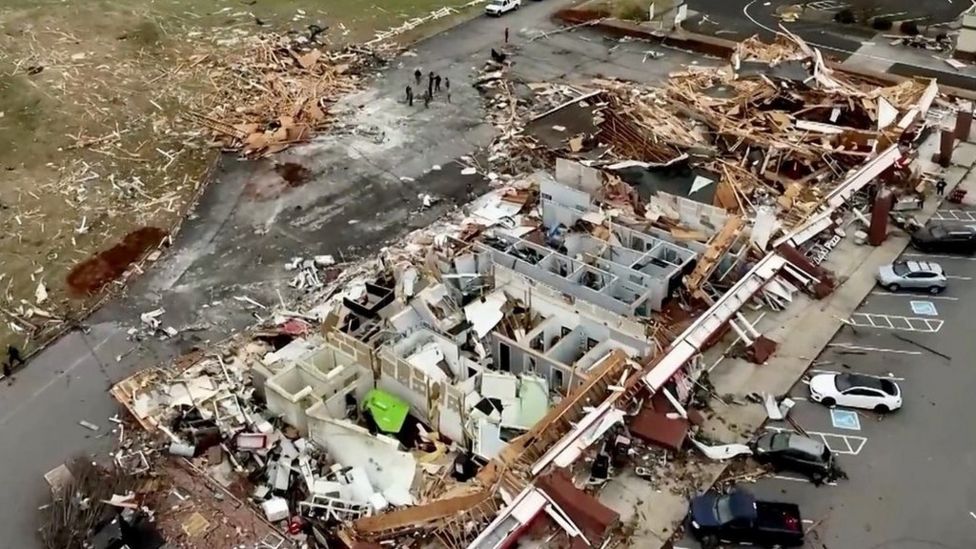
top-left (771, 474), bottom-right (838, 486)
top-left (810, 368), bottom-right (906, 381)
top-left (903, 252), bottom-right (976, 262)
top-left (848, 312), bottom-right (943, 333)
top-left (932, 209), bottom-right (976, 222)
top-left (766, 427), bottom-right (867, 455)
top-left (828, 342), bottom-right (922, 355)
top-left (870, 291), bottom-right (959, 301)
top-left (807, 0), bottom-right (848, 10)
top-left (946, 275), bottom-right (973, 280)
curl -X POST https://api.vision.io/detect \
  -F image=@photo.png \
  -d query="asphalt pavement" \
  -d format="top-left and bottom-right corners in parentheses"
top-left (0, 5), bottom-right (719, 547)
top-left (676, 204), bottom-right (976, 548)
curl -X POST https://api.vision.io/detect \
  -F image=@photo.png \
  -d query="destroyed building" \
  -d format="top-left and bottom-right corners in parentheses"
top-left (99, 29), bottom-right (965, 549)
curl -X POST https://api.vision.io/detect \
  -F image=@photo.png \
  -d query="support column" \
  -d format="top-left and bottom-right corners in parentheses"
top-left (727, 318), bottom-right (754, 346)
top-left (735, 311), bottom-right (776, 364)
top-left (869, 188), bottom-right (893, 246)
top-left (735, 312), bottom-right (761, 339)
top-left (939, 127), bottom-right (955, 167)
top-left (955, 102), bottom-right (973, 142)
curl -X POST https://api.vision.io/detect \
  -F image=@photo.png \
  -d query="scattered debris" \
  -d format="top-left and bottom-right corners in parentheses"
top-left (92, 25), bottom-right (951, 549)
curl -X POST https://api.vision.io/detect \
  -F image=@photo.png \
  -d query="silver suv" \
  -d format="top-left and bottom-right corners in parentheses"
top-left (876, 260), bottom-right (947, 294)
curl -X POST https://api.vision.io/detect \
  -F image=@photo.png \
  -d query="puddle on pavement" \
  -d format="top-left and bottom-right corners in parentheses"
top-left (274, 162), bottom-right (312, 186)
top-left (244, 162), bottom-right (313, 201)
top-left (66, 227), bottom-right (167, 296)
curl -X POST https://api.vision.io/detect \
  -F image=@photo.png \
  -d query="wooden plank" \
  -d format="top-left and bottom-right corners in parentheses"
top-left (684, 215), bottom-right (744, 296)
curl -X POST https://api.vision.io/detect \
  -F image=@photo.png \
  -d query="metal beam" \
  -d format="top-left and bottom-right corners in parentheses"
top-left (642, 253), bottom-right (788, 391)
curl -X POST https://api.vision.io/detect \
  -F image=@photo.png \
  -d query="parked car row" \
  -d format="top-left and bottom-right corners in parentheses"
top-left (685, 219), bottom-right (958, 547)
top-left (686, 368), bottom-right (902, 548)
top-left (910, 221), bottom-right (976, 254)
top-left (689, 488), bottom-right (804, 549)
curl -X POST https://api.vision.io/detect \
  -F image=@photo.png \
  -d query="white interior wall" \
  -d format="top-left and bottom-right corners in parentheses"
top-left (495, 265), bottom-right (646, 340)
top-left (265, 364), bottom-right (330, 434)
top-left (306, 408), bottom-right (416, 505)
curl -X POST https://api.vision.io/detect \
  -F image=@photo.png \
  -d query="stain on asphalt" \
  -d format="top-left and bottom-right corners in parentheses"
top-left (244, 162), bottom-right (313, 201)
top-left (67, 227), bottom-right (168, 296)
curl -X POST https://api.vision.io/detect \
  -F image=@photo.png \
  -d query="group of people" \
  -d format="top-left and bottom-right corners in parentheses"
top-left (405, 69), bottom-right (451, 108)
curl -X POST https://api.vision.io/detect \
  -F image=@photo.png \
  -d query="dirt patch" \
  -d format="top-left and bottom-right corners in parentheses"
top-left (0, 0), bottom-right (485, 354)
top-left (274, 162), bottom-right (313, 186)
top-left (66, 227), bottom-right (168, 296)
top-left (244, 162), bottom-right (314, 201)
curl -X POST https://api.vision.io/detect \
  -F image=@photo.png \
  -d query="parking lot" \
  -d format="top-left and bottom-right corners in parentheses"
top-left (678, 203), bottom-right (976, 549)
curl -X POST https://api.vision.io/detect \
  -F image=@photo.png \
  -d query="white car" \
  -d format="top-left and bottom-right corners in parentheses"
top-left (485, 0), bottom-right (521, 16)
top-left (808, 372), bottom-right (902, 412)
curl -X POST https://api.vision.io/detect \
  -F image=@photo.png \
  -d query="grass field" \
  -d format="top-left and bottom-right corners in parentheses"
top-left (0, 0), bottom-right (479, 356)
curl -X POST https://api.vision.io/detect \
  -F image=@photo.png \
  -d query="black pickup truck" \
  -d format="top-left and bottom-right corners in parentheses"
top-left (688, 487), bottom-right (804, 548)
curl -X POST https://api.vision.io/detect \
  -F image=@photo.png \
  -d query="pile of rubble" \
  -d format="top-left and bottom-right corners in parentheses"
top-left (91, 28), bottom-right (960, 549)
top-left (886, 32), bottom-right (953, 54)
top-left (187, 33), bottom-right (397, 157)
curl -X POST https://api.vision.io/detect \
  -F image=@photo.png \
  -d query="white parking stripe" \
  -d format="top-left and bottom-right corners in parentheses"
top-left (771, 474), bottom-right (838, 486)
top-left (870, 291), bottom-right (959, 301)
top-left (903, 252), bottom-right (976, 262)
top-left (808, 0), bottom-right (848, 10)
top-left (809, 368), bottom-right (906, 381)
top-left (849, 312), bottom-right (943, 333)
top-left (828, 343), bottom-right (922, 355)
top-left (766, 427), bottom-right (868, 455)
top-left (932, 209), bottom-right (976, 222)
top-left (946, 275), bottom-right (973, 280)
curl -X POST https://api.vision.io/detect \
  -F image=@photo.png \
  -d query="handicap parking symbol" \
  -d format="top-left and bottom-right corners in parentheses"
top-left (830, 409), bottom-right (861, 431)
top-left (910, 301), bottom-right (938, 316)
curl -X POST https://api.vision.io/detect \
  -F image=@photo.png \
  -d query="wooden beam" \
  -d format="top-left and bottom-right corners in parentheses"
top-left (684, 215), bottom-right (744, 298)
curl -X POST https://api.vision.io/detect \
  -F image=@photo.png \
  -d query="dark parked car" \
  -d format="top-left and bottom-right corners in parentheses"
top-left (911, 222), bottom-right (976, 254)
top-left (750, 431), bottom-right (840, 485)
top-left (688, 488), bottom-right (804, 549)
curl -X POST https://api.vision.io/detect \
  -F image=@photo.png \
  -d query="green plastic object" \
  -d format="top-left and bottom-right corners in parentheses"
top-left (363, 389), bottom-right (409, 433)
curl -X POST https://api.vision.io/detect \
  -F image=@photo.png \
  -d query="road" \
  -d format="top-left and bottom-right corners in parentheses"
top-left (677, 199), bottom-right (976, 548)
top-left (0, 4), bottom-right (718, 546)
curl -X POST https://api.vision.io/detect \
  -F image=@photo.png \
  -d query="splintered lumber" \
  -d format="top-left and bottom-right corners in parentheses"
top-left (349, 490), bottom-right (494, 541)
top-left (684, 215), bottom-right (744, 298)
top-left (495, 350), bottom-right (630, 471)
